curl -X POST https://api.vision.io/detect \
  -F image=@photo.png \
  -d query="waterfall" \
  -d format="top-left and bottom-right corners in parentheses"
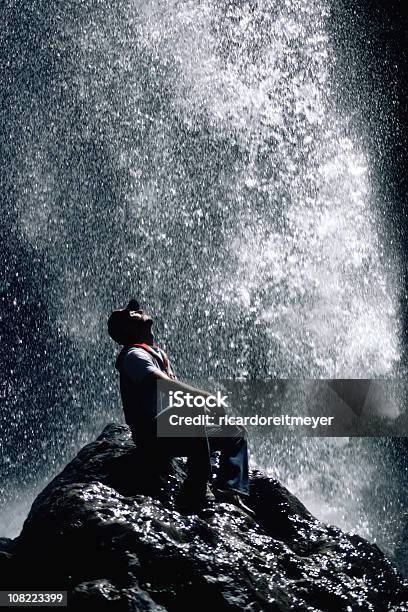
top-left (0, 0), bottom-right (404, 562)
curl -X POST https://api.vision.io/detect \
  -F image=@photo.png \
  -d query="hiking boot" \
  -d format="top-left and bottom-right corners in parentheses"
top-left (176, 483), bottom-right (215, 511)
top-left (213, 488), bottom-right (255, 518)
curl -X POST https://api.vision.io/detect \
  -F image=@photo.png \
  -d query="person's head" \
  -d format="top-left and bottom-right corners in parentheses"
top-left (108, 299), bottom-right (153, 345)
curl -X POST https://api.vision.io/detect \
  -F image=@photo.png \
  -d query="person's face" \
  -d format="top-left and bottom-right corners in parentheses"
top-left (128, 308), bottom-right (152, 324)
top-left (127, 308), bottom-right (153, 340)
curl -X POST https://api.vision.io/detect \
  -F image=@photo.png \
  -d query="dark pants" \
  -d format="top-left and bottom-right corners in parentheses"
top-left (207, 424), bottom-right (250, 496)
top-left (133, 424), bottom-right (249, 497)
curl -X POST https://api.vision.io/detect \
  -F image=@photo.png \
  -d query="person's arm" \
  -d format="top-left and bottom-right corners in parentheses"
top-left (151, 370), bottom-right (226, 416)
top-left (151, 369), bottom-right (211, 398)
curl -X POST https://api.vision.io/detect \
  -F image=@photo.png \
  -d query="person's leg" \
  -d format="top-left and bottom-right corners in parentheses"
top-left (132, 434), bottom-right (212, 503)
top-left (207, 425), bottom-right (254, 517)
top-left (209, 425), bottom-right (249, 496)
top-left (182, 438), bottom-right (212, 496)
top-left (161, 437), bottom-right (212, 500)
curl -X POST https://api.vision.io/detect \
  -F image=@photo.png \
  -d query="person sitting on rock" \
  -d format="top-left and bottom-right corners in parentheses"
top-left (108, 299), bottom-right (254, 516)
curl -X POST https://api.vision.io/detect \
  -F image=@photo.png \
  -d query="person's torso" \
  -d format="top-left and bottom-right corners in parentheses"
top-left (116, 346), bottom-right (172, 438)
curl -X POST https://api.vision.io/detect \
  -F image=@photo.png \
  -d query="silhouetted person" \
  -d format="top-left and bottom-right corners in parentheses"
top-left (108, 299), bottom-right (253, 515)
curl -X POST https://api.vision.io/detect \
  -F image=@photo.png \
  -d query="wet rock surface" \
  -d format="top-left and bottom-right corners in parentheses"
top-left (3, 424), bottom-right (408, 611)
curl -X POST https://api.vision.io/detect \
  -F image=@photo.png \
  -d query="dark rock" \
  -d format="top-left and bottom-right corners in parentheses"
top-left (0, 551), bottom-right (12, 569)
top-left (0, 537), bottom-right (13, 553)
top-left (395, 519), bottom-right (408, 579)
top-left (70, 579), bottom-right (166, 611)
top-left (3, 424), bottom-right (408, 611)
